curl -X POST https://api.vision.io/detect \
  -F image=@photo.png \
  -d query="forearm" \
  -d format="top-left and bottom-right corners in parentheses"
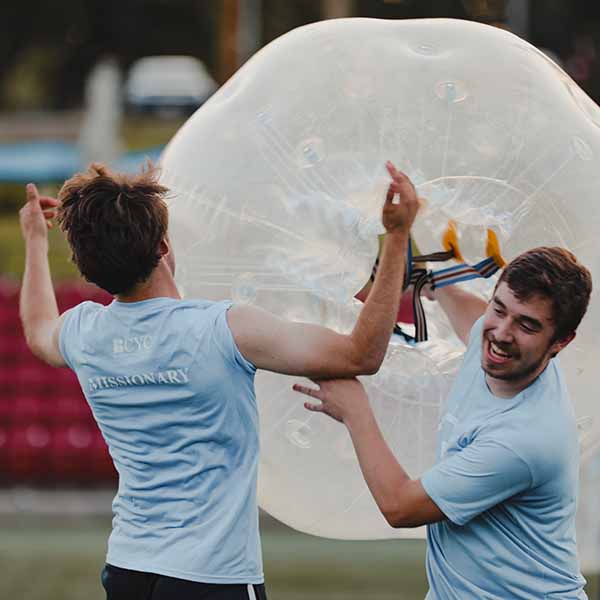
top-left (435, 285), bottom-right (487, 345)
top-left (345, 408), bottom-right (412, 522)
top-left (350, 231), bottom-right (408, 371)
top-left (20, 238), bottom-right (59, 347)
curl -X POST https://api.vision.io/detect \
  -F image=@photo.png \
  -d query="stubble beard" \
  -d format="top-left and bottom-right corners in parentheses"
top-left (482, 348), bottom-right (549, 384)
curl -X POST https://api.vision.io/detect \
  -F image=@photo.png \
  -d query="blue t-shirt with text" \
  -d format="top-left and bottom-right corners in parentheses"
top-left (59, 297), bottom-right (263, 584)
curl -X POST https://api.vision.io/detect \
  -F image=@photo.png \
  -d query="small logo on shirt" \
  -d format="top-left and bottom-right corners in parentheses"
top-left (112, 335), bottom-right (153, 354)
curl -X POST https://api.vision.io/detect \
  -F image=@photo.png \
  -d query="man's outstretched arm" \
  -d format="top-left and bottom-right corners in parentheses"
top-left (293, 378), bottom-right (446, 527)
top-left (426, 285), bottom-right (488, 346)
top-left (19, 184), bottom-right (66, 367)
top-left (227, 162), bottom-right (420, 379)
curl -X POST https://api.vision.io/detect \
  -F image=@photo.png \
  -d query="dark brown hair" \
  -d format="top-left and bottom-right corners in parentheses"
top-left (497, 247), bottom-right (592, 341)
top-left (57, 163), bottom-right (169, 295)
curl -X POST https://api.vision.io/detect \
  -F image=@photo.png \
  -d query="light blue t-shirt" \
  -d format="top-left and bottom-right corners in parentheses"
top-left (422, 317), bottom-right (586, 599)
top-left (59, 297), bottom-right (263, 584)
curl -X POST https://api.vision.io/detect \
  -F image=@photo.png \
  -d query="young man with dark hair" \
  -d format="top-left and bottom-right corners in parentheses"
top-left (294, 246), bottom-right (592, 599)
top-left (19, 161), bottom-right (420, 600)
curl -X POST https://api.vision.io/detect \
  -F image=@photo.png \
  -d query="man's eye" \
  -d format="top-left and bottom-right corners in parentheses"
top-left (494, 308), bottom-right (504, 316)
top-left (520, 323), bottom-right (535, 333)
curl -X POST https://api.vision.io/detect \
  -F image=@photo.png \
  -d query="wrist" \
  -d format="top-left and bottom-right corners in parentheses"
top-left (343, 403), bottom-right (374, 432)
top-left (25, 235), bottom-right (49, 253)
top-left (384, 229), bottom-right (409, 245)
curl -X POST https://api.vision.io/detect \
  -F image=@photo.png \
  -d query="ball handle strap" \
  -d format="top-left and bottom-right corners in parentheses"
top-left (400, 223), bottom-right (506, 343)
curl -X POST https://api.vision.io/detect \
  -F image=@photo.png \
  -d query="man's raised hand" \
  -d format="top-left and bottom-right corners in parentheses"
top-left (382, 161), bottom-right (421, 235)
top-left (19, 184), bottom-right (59, 244)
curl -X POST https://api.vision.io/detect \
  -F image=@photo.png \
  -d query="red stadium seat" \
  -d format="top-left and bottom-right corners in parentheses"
top-left (51, 395), bottom-right (93, 426)
top-left (0, 426), bottom-right (9, 482)
top-left (6, 424), bottom-right (51, 482)
top-left (53, 367), bottom-right (83, 397)
top-left (49, 424), bottom-right (94, 482)
top-left (0, 303), bottom-right (20, 335)
top-left (90, 429), bottom-right (117, 482)
top-left (0, 335), bottom-right (21, 364)
top-left (56, 281), bottom-right (114, 311)
top-left (0, 365), bottom-right (16, 396)
top-left (15, 364), bottom-right (53, 394)
top-left (0, 334), bottom-right (20, 365)
top-left (12, 395), bottom-right (51, 425)
top-left (13, 335), bottom-right (38, 366)
top-left (0, 279), bottom-right (118, 485)
top-left (0, 398), bottom-right (12, 426)
top-left (0, 278), bottom-right (19, 306)
top-left (89, 286), bottom-right (113, 306)
top-left (55, 282), bottom-right (87, 312)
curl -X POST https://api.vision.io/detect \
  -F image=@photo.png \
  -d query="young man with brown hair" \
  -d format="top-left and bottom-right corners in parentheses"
top-left (294, 247), bottom-right (592, 599)
top-left (18, 161), bottom-right (420, 600)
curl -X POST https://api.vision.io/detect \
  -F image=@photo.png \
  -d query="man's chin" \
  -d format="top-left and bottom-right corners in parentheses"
top-left (482, 358), bottom-right (547, 385)
top-left (481, 362), bottom-right (512, 381)
top-left (481, 360), bottom-right (516, 381)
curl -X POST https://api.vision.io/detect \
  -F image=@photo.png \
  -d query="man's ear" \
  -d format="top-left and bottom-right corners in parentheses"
top-left (158, 238), bottom-right (170, 257)
top-left (550, 331), bottom-right (576, 358)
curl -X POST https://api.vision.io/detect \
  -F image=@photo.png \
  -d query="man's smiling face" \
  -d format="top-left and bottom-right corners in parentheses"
top-left (480, 281), bottom-right (573, 397)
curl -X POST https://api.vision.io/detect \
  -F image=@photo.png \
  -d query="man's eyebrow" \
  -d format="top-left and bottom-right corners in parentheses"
top-left (492, 297), bottom-right (544, 329)
top-left (517, 315), bottom-right (543, 330)
top-left (492, 297), bottom-right (505, 308)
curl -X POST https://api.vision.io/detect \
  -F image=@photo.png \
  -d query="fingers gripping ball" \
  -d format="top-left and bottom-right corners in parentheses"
top-left (160, 19), bottom-right (600, 540)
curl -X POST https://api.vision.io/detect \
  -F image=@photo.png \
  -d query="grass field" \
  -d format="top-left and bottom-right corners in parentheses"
top-left (1, 513), bottom-right (429, 600)
top-left (2, 511), bottom-right (599, 600)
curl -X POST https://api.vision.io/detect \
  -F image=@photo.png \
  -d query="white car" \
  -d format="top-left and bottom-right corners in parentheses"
top-left (125, 56), bottom-right (217, 115)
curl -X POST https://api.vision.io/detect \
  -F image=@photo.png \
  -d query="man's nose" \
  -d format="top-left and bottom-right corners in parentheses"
top-left (493, 319), bottom-right (514, 342)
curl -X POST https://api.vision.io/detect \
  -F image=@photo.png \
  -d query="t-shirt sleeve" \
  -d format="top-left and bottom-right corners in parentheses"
top-left (421, 438), bottom-right (532, 526)
top-left (212, 301), bottom-right (256, 374)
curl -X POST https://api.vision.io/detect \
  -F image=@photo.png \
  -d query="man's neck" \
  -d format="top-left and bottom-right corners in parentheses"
top-left (116, 265), bottom-right (181, 303)
top-left (485, 374), bottom-right (527, 399)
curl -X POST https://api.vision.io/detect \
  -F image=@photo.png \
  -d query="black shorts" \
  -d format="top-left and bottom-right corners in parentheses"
top-left (101, 564), bottom-right (268, 600)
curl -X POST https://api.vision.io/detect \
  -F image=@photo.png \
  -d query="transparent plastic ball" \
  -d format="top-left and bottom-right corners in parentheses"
top-left (160, 18), bottom-right (600, 539)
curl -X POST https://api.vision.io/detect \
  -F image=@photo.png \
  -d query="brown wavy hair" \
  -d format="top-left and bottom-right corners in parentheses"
top-left (56, 163), bottom-right (169, 295)
top-left (497, 247), bottom-right (592, 341)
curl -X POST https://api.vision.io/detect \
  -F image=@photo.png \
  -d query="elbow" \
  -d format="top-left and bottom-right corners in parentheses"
top-left (345, 335), bottom-right (385, 376)
top-left (21, 320), bottom-right (40, 356)
top-left (381, 503), bottom-right (406, 528)
top-left (353, 352), bottom-right (383, 376)
top-left (381, 510), bottom-right (405, 529)
top-left (380, 492), bottom-right (423, 529)
top-left (382, 508), bottom-right (421, 529)
top-left (378, 496), bottom-right (407, 528)
top-left (349, 361), bottom-right (379, 377)
top-left (24, 332), bottom-right (57, 367)
top-left (27, 338), bottom-right (46, 363)
top-left (23, 331), bottom-right (41, 358)
top-left (361, 359), bottom-right (380, 376)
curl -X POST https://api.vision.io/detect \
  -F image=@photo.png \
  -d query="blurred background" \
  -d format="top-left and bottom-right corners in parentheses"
top-left (1, 1), bottom-right (599, 599)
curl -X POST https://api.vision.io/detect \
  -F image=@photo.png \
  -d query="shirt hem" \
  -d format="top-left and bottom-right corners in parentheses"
top-left (106, 554), bottom-right (264, 585)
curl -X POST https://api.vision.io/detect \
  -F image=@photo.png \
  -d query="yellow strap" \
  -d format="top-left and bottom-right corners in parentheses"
top-left (442, 221), bottom-right (465, 263)
top-left (485, 228), bottom-right (507, 268)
